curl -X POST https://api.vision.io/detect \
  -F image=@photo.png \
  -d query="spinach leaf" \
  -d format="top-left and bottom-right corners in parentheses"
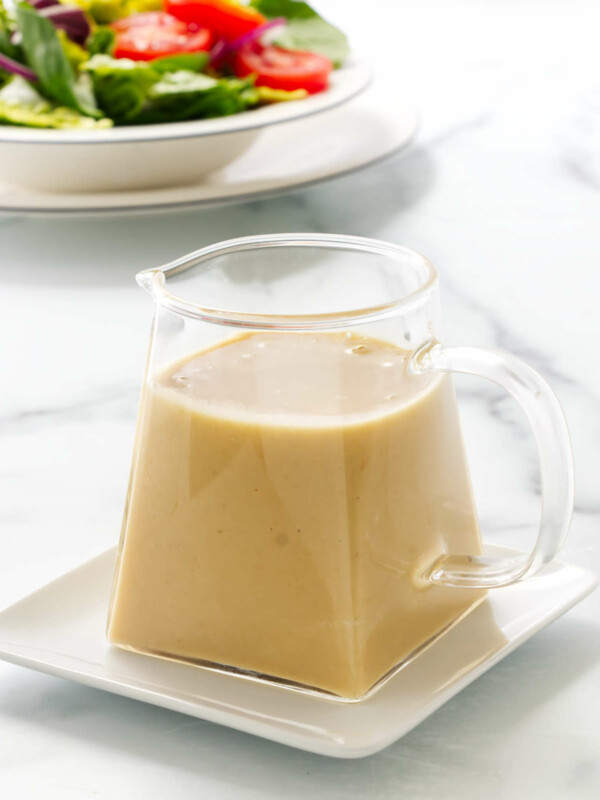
top-left (83, 54), bottom-right (159, 123)
top-left (252, 0), bottom-right (315, 20)
top-left (250, 0), bottom-right (349, 66)
top-left (0, 74), bottom-right (112, 128)
top-left (83, 54), bottom-right (159, 82)
top-left (150, 52), bottom-right (209, 75)
top-left (15, 3), bottom-right (102, 117)
top-left (87, 26), bottom-right (116, 57)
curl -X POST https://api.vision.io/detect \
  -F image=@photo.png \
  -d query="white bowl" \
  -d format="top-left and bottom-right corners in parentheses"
top-left (0, 60), bottom-right (370, 194)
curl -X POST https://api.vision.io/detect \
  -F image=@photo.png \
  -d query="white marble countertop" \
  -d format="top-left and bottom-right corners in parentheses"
top-left (1, 0), bottom-right (599, 796)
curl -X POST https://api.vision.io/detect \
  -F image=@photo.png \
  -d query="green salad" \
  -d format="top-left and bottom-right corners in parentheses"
top-left (0, 0), bottom-right (349, 129)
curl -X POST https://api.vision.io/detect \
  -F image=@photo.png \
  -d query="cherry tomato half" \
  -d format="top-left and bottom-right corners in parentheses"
top-left (233, 42), bottom-right (333, 94)
top-left (166, 0), bottom-right (265, 41)
top-left (112, 12), bottom-right (213, 61)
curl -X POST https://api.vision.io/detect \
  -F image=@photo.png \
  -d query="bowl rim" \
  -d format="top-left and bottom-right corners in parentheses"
top-left (0, 58), bottom-right (370, 146)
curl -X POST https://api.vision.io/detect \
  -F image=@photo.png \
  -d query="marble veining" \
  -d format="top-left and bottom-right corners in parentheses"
top-left (1, 1), bottom-right (599, 798)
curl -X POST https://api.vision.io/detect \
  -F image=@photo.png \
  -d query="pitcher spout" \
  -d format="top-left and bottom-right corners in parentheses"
top-left (136, 269), bottom-right (160, 297)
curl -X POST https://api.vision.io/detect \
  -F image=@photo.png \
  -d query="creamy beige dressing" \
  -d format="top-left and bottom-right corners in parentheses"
top-left (108, 332), bottom-right (485, 698)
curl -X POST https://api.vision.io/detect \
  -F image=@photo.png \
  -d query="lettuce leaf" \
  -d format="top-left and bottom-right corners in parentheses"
top-left (250, 0), bottom-right (349, 66)
top-left (68, 0), bottom-right (162, 25)
top-left (1, 0), bottom-right (21, 66)
top-left (87, 26), bottom-right (116, 57)
top-left (136, 73), bottom-right (257, 124)
top-left (83, 54), bottom-right (159, 123)
top-left (83, 55), bottom-right (257, 125)
top-left (0, 0), bottom-right (24, 86)
top-left (0, 74), bottom-right (112, 128)
top-left (255, 85), bottom-right (308, 104)
top-left (57, 28), bottom-right (89, 70)
top-left (149, 71), bottom-right (218, 98)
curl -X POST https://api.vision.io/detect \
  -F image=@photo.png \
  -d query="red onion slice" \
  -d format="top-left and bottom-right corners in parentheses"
top-left (39, 5), bottom-right (91, 46)
top-left (0, 52), bottom-right (38, 82)
top-left (210, 17), bottom-right (286, 68)
top-left (28, 0), bottom-right (61, 9)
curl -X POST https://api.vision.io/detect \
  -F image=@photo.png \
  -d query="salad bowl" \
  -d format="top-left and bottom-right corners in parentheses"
top-left (0, 0), bottom-right (367, 193)
top-left (0, 59), bottom-right (370, 193)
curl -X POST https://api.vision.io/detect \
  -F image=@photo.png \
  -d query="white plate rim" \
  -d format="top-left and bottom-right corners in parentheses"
top-left (0, 82), bottom-right (418, 214)
top-left (0, 131), bottom-right (416, 215)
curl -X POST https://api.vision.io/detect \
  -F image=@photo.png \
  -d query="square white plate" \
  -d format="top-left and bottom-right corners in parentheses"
top-left (0, 546), bottom-right (595, 758)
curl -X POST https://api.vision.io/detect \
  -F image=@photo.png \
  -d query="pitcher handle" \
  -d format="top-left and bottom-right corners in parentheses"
top-left (410, 342), bottom-right (574, 589)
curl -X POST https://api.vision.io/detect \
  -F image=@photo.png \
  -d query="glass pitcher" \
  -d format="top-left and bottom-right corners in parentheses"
top-left (107, 233), bottom-right (573, 701)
